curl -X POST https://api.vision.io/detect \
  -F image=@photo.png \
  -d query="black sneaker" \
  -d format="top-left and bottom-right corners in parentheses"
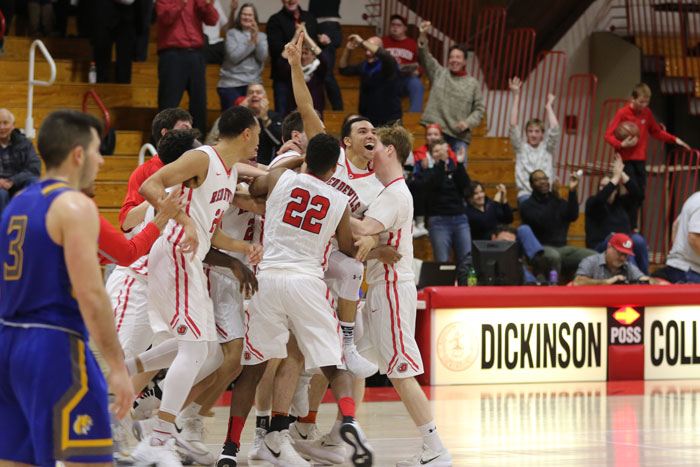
top-left (340, 417), bottom-right (373, 466)
top-left (217, 441), bottom-right (239, 467)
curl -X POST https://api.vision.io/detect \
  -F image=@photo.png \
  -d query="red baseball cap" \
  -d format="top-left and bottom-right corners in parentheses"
top-left (609, 233), bottom-right (635, 255)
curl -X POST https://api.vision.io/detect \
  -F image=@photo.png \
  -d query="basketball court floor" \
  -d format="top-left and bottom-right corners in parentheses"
top-left (172, 379), bottom-right (700, 466)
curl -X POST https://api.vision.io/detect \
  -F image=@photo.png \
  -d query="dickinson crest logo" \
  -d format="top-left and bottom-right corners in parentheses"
top-left (73, 415), bottom-right (93, 435)
top-left (177, 325), bottom-right (187, 335)
top-left (244, 351), bottom-right (251, 360)
top-left (398, 363), bottom-right (408, 373)
top-left (623, 240), bottom-right (632, 248)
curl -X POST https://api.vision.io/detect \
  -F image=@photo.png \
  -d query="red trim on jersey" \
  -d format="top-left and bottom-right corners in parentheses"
top-left (244, 310), bottom-right (264, 360)
top-left (116, 276), bottom-right (135, 332)
top-left (180, 250), bottom-right (200, 338)
top-left (114, 275), bottom-right (132, 331)
top-left (344, 155), bottom-right (375, 179)
top-left (210, 145), bottom-right (232, 176)
top-left (170, 229), bottom-right (185, 327)
top-left (385, 177), bottom-right (404, 188)
top-left (184, 186), bottom-right (193, 216)
top-left (321, 240), bottom-right (332, 269)
top-left (216, 324), bottom-right (228, 338)
top-left (205, 267), bottom-right (211, 294)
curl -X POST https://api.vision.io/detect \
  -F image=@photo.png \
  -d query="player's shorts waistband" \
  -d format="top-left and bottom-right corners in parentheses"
top-left (0, 319), bottom-right (84, 339)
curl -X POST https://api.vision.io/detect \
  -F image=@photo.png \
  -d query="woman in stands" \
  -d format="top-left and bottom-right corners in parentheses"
top-left (464, 181), bottom-right (513, 241)
top-left (217, 3), bottom-right (268, 110)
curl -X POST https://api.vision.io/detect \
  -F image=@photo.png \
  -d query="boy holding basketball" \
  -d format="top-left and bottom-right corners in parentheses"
top-left (604, 83), bottom-right (690, 228)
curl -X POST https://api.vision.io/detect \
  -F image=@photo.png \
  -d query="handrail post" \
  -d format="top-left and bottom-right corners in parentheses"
top-left (25, 39), bottom-right (56, 139)
top-left (138, 143), bottom-right (157, 166)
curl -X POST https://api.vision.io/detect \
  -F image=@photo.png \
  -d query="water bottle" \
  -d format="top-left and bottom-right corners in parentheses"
top-left (88, 62), bottom-right (97, 84)
top-left (549, 269), bottom-right (558, 286)
top-left (467, 266), bottom-right (478, 287)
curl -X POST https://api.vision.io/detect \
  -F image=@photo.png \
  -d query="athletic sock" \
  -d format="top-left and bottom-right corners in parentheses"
top-left (255, 409), bottom-right (271, 430)
top-left (151, 417), bottom-right (175, 446)
top-left (340, 321), bottom-right (355, 347)
top-left (270, 412), bottom-right (290, 432)
top-left (225, 416), bottom-right (245, 447)
top-left (418, 421), bottom-right (445, 452)
top-left (337, 396), bottom-right (356, 418)
top-left (181, 401), bottom-right (202, 419)
top-left (328, 419), bottom-right (343, 443)
top-left (297, 410), bottom-right (318, 424)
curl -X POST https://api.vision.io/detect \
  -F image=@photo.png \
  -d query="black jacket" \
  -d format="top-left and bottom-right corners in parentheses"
top-left (266, 7), bottom-right (318, 79)
top-left (585, 178), bottom-right (642, 249)
top-left (465, 197), bottom-right (513, 240)
top-left (521, 189), bottom-right (579, 247)
top-left (424, 159), bottom-right (470, 217)
top-left (0, 130), bottom-right (42, 188)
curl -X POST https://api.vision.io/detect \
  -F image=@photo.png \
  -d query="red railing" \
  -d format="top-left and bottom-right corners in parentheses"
top-left (82, 90), bottom-right (111, 136)
top-left (470, 8), bottom-right (506, 132)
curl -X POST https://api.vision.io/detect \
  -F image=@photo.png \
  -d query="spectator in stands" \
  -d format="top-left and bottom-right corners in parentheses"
top-left (412, 123), bottom-right (456, 170)
top-left (155, 0), bottom-right (218, 136)
top-left (424, 138), bottom-right (471, 263)
top-left (278, 24), bottom-right (327, 115)
top-left (573, 233), bottom-right (659, 285)
top-left (465, 181), bottom-right (550, 280)
top-left (509, 77), bottom-right (560, 205)
top-left (417, 21), bottom-right (484, 164)
top-left (309, 0), bottom-right (344, 110)
top-left (0, 0), bottom-right (14, 56)
top-left (585, 153), bottom-right (649, 274)
top-left (664, 191), bottom-right (700, 283)
top-left (0, 109), bottom-right (41, 215)
top-left (604, 82), bottom-right (691, 229)
top-left (339, 34), bottom-right (402, 127)
top-left (27, 0), bottom-right (53, 36)
top-left (239, 83), bottom-right (283, 165)
top-left (383, 14), bottom-right (424, 113)
top-left (520, 169), bottom-right (596, 276)
top-left (133, 0), bottom-right (155, 61)
top-left (93, 0), bottom-right (138, 83)
top-left (217, 3), bottom-right (267, 110)
top-left (266, 0), bottom-right (318, 116)
top-left (203, 0), bottom-right (237, 64)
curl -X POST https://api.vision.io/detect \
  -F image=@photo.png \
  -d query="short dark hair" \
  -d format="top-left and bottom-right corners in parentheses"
top-left (234, 3), bottom-right (259, 30)
top-left (493, 224), bottom-right (517, 238)
top-left (151, 108), bottom-right (192, 145)
top-left (38, 110), bottom-right (104, 169)
top-left (157, 129), bottom-right (201, 165)
top-left (529, 170), bottom-right (546, 186)
top-left (341, 116), bottom-right (371, 141)
top-left (389, 14), bottom-right (407, 25)
top-left (306, 133), bottom-right (340, 176)
top-left (465, 181), bottom-right (483, 200)
top-left (218, 106), bottom-right (258, 139)
top-left (376, 125), bottom-right (413, 166)
top-left (281, 111), bottom-right (304, 142)
top-left (428, 138), bottom-right (448, 154)
top-left (448, 44), bottom-right (468, 60)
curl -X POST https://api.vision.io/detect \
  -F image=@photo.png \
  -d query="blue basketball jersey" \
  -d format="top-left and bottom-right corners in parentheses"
top-left (0, 179), bottom-right (86, 337)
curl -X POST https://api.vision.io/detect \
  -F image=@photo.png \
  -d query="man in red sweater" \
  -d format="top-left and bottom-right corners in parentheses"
top-left (156, 0), bottom-right (218, 135)
top-left (604, 83), bottom-right (690, 228)
top-left (382, 14), bottom-right (424, 113)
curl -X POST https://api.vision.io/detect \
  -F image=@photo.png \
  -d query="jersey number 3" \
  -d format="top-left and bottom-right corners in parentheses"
top-left (283, 188), bottom-right (329, 234)
top-left (4, 215), bottom-right (28, 281)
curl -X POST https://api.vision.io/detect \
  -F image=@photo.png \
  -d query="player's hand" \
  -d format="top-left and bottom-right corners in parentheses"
top-left (108, 364), bottom-right (134, 420)
top-left (605, 275), bottom-right (626, 285)
top-left (375, 245), bottom-right (402, 264)
top-left (568, 171), bottom-right (579, 191)
top-left (285, 32), bottom-right (304, 67)
top-left (179, 216), bottom-right (199, 256)
top-left (508, 77), bottom-right (522, 95)
top-left (621, 135), bottom-right (639, 148)
top-left (354, 235), bottom-right (379, 262)
top-left (277, 139), bottom-right (304, 155)
top-left (228, 257), bottom-right (258, 296)
top-left (153, 190), bottom-right (186, 227)
top-left (245, 243), bottom-right (263, 265)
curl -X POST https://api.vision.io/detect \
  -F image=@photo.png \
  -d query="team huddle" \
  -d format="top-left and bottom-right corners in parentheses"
top-left (0, 36), bottom-right (452, 467)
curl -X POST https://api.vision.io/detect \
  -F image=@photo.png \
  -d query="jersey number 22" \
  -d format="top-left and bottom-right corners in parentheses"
top-left (283, 188), bottom-right (329, 234)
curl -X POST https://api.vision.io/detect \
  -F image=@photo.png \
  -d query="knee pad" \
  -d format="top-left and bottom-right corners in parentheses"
top-left (325, 251), bottom-right (364, 301)
top-left (193, 341), bottom-right (224, 385)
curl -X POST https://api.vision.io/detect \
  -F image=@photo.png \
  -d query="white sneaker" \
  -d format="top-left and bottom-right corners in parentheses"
top-left (247, 427), bottom-right (267, 460)
top-left (131, 437), bottom-right (183, 467)
top-left (175, 416), bottom-right (215, 465)
top-left (111, 415), bottom-right (131, 458)
top-left (294, 433), bottom-right (346, 465)
top-left (290, 422), bottom-right (322, 442)
top-left (259, 430), bottom-right (310, 466)
top-left (344, 345), bottom-right (378, 379)
top-left (291, 372), bottom-right (312, 418)
top-left (340, 418), bottom-right (373, 466)
top-left (132, 417), bottom-right (155, 442)
top-left (396, 444), bottom-right (452, 467)
top-left (412, 222), bottom-right (428, 238)
top-left (133, 381), bottom-right (161, 420)
top-left (216, 440), bottom-right (238, 467)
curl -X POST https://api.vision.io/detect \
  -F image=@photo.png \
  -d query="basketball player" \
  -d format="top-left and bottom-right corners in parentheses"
top-left (127, 106), bottom-right (263, 465)
top-left (0, 110), bottom-right (133, 466)
top-left (217, 133), bottom-right (374, 467)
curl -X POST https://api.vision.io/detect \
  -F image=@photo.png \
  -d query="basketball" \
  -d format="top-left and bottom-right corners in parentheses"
top-left (614, 121), bottom-right (640, 141)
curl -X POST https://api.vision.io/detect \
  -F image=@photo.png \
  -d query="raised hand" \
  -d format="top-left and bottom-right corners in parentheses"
top-left (546, 93), bottom-right (556, 108)
top-left (419, 21), bottom-right (431, 35)
top-left (285, 32), bottom-right (304, 67)
top-left (508, 77), bottom-right (522, 95)
top-left (456, 145), bottom-right (467, 164)
top-left (612, 153), bottom-right (624, 178)
top-left (568, 171), bottom-right (580, 191)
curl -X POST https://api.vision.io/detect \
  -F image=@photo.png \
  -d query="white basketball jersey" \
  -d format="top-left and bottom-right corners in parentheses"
top-left (123, 204), bottom-right (156, 276)
top-left (327, 148), bottom-right (384, 219)
top-left (161, 145), bottom-right (238, 260)
top-left (364, 178), bottom-right (415, 285)
top-left (259, 170), bottom-right (347, 278)
top-left (268, 149), bottom-right (303, 170)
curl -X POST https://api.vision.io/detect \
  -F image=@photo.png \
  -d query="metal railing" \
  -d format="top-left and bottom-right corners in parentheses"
top-left (82, 90), bottom-right (111, 136)
top-left (24, 40), bottom-right (56, 139)
top-left (138, 143), bottom-right (156, 166)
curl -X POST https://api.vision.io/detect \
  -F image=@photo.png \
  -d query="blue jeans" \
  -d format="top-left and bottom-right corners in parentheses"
top-left (428, 214), bottom-right (471, 263)
top-left (397, 73), bottom-right (424, 113)
top-left (517, 224), bottom-right (543, 260)
top-left (595, 233), bottom-right (649, 274)
top-left (217, 85), bottom-right (248, 111)
top-left (442, 134), bottom-right (469, 167)
top-left (665, 266), bottom-right (700, 284)
top-left (273, 79), bottom-right (291, 116)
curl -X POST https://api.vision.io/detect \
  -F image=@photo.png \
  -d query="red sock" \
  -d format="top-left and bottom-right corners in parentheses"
top-left (338, 397), bottom-right (356, 418)
top-left (298, 410), bottom-right (318, 424)
top-left (225, 416), bottom-right (245, 446)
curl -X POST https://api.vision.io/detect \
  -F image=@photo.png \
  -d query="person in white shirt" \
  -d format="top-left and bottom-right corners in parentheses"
top-left (665, 191), bottom-right (700, 283)
top-left (509, 77), bottom-right (561, 206)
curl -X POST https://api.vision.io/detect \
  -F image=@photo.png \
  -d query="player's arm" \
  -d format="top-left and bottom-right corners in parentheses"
top-left (235, 162), bottom-right (267, 179)
top-left (204, 248), bottom-right (259, 295)
top-left (210, 227), bottom-right (263, 264)
top-left (248, 166), bottom-right (287, 199)
top-left (121, 200), bottom-right (150, 232)
top-left (231, 191), bottom-right (266, 216)
top-left (49, 192), bottom-right (133, 418)
top-left (286, 33), bottom-right (325, 139)
top-left (350, 215), bottom-right (386, 237)
top-left (335, 206), bottom-right (358, 258)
